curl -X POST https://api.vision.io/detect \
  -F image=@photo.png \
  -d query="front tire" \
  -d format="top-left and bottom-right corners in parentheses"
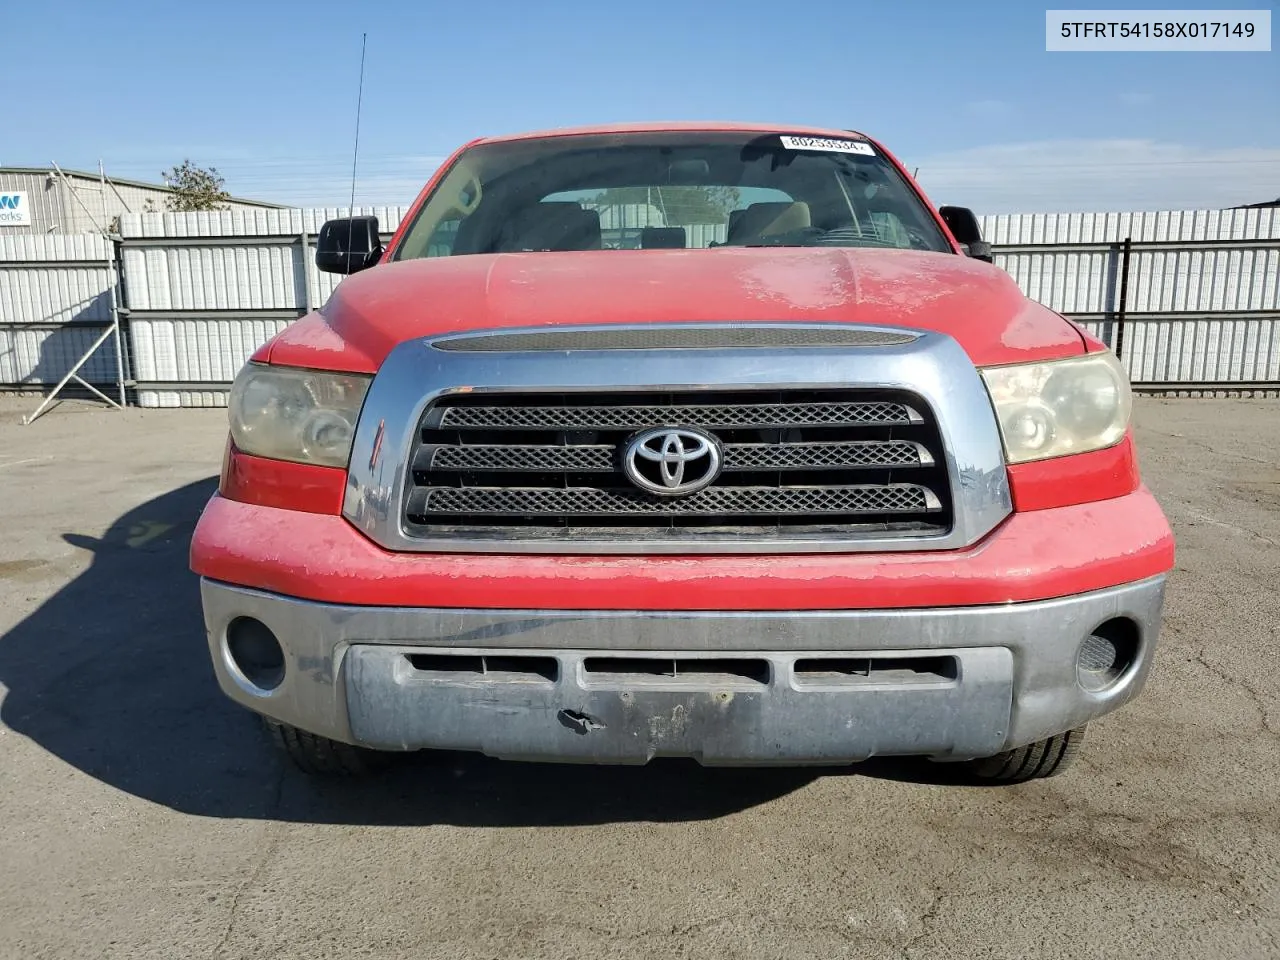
top-left (963, 725), bottom-right (1088, 784)
top-left (263, 717), bottom-right (386, 776)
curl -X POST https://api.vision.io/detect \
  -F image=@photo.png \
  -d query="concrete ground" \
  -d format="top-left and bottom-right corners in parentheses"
top-left (0, 394), bottom-right (1276, 960)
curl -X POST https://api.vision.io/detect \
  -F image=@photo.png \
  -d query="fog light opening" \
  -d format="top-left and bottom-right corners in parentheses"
top-left (226, 617), bottom-right (285, 692)
top-left (1077, 617), bottom-right (1139, 693)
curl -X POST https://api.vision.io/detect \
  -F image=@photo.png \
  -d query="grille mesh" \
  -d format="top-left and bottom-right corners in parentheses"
top-left (439, 400), bottom-right (916, 430)
top-left (414, 484), bottom-right (937, 517)
top-left (1079, 633), bottom-right (1119, 672)
top-left (429, 444), bottom-right (615, 472)
top-left (425, 440), bottom-right (928, 472)
top-left (725, 440), bottom-right (926, 470)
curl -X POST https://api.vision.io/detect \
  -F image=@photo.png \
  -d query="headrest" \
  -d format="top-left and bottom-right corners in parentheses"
top-left (501, 202), bottom-right (601, 252)
top-left (640, 226), bottom-right (686, 249)
top-left (726, 201), bottom-right (812, 244)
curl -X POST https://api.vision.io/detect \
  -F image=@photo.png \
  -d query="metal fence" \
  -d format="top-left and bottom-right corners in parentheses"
top-left (983, 208), bottom-right (1280, 389)
top-left (1, 205), bottom-right (1277, 406)
top-left (0, 233), bottom-right (124, 388)
top-left (116, 207), bottom-right (405, 406)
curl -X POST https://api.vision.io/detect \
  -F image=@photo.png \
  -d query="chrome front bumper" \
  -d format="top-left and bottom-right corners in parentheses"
top-left (200, 576), bottom-right (1167, 765)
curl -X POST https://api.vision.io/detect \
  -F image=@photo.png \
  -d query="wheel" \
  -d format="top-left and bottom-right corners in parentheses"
top-left (963, 725), bottom-right (1087, 784)
top-left (263, 717), bottom-right (387, 776)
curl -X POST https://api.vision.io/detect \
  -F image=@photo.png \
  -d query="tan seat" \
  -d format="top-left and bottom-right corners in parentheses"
top-left (726, 201), bottom-right (811, 244)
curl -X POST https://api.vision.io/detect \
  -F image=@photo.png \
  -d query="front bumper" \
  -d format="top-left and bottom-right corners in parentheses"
top-left (200, 574), bottom-right (1168, 765)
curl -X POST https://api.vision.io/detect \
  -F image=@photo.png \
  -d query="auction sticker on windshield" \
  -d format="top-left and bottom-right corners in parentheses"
top-left (779, 136), bottom-right (876, 155)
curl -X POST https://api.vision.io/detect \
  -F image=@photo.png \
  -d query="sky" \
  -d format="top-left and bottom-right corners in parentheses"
top-left (2, 0), bottom-right (1277, 213)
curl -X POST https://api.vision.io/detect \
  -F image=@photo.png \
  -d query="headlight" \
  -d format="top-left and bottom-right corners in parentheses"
top-left (980, 352), bottom-right (1131, 464)
top-left (228, 363), bottom-right (372, 467)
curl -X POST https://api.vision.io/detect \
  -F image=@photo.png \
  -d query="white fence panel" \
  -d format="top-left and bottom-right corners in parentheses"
top-left (120, 243), bottom-right (304, 312)
top-left (1123, 317), bottom-right (1280, 383)
top-left (0, 324), bottom-right (119, 384)
top-left (136, 388), bottom-right (233, 409)
top-left (117, 208), bottom-right (411, 404)
top-left (979, 208), bottom-right (1280, 244)
top-left (129, 317), bottom-right (293, 383)
top-left (993, 250), bottom-right (1117, 315)
top-left (0, 233), bottom-right (119, 385)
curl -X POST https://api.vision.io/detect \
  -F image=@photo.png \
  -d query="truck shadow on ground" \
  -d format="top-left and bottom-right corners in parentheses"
top-left (0, 478), bottom-right (967, 826)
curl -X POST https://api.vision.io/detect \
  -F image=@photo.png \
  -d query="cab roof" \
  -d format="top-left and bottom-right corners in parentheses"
top-left (473, 121), bottom-right (875, 145)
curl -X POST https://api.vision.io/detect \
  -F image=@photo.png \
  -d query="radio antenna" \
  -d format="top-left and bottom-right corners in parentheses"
top-left (344, 32), bottom-right (367, 269)
top-left (350, 33), bottom-right (366, 216)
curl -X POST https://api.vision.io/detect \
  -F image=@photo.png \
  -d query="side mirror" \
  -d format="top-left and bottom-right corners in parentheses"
top-left (963, 240), bottom-right (993, 262)
top-left (316, 216), bottom-right (383, 274)
top-left (938, 205), bottom-right (993, 263)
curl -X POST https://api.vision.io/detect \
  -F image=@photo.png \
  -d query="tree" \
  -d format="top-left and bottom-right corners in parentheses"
top-left (160, 160), bottom-right (231, 211)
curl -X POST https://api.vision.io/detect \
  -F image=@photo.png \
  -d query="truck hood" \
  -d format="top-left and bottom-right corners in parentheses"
top-left (263, 247), bottom-right (1085, 371)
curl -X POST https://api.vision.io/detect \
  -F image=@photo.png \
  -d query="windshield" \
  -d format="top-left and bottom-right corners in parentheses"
top-left (391, 131), bottom-right (952, 260)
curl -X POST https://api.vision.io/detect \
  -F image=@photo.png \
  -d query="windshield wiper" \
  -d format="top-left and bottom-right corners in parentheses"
top-left (736, 236), bottom-right (901, 250)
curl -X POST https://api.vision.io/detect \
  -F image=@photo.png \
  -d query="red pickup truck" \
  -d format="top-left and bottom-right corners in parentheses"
top-left (190, 122), bottom-right (1175, 783)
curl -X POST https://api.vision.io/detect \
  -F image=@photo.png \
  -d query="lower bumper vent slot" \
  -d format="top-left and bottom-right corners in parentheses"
top-left (582, 657), bottom-right (770, 685)
top-left (793, 656), bottom-right (958, 685)
top-left (406, 653), bottom-right (558, 683)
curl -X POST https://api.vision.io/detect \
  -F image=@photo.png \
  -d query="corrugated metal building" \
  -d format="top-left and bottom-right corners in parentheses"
top-left (0, 167), bottom-right (284, 235)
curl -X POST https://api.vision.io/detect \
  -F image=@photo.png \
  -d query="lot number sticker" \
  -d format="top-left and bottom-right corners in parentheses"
top-left (779, 136), bottom-right (876, 156)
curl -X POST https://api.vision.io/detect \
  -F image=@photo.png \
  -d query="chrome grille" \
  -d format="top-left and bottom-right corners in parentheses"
top-left (408, 484), bottom-right (939, 517)
top-left (724, 440), bottom-right (931, 470)
top-left (420, 439), bottom-right (932, 473)
top-left (424, 444), bottom-right (616, 472)
top-left (437, 400), bottom-right (917, 430)
top-left (404, 389), bottom-right (953, 542)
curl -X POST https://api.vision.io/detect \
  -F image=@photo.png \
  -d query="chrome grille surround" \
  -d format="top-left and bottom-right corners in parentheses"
top-left (342, 322), bottom-right (1013, 555)
top-left (431, 326), bottom-right (919, 351)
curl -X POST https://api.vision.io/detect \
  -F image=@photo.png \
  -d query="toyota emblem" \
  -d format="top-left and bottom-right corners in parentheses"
top-left (623, 427), bottom-right (723, 496)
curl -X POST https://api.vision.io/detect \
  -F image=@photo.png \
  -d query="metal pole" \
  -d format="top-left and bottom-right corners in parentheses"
top-left (24, 162), bottom-right (122, 424)
top-left (102, 160), bottom-right (127, 409)
top-left (1114, 236), bottom-right (1132, 360)
top-left (102, 172), bottom-right (133, 213)
top-left (299, 227), bottom-right (311, 314)
top-left (50, 161), bottom-right (105, 233)
top-left (23, 325), bottom-right (122, 424)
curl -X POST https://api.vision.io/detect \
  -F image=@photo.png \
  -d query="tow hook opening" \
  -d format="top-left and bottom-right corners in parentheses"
top-left (558, 709), bottom-right (606, 735)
